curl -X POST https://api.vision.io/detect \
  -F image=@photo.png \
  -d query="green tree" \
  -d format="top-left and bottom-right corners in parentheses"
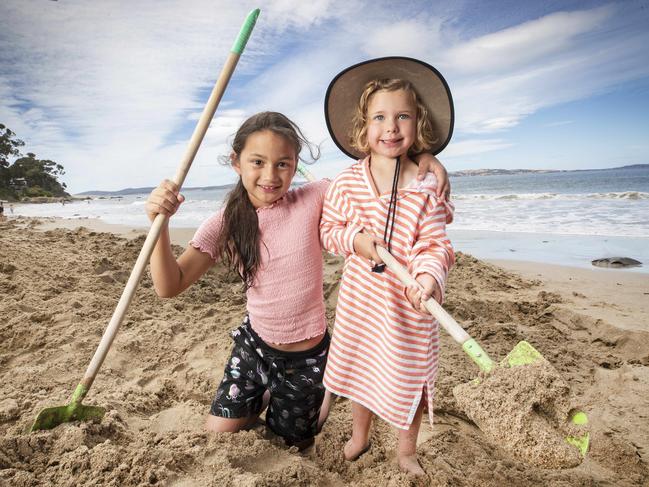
top-left (9, 153), bottom-right (68, 197)
top-left (0, 123), bottom-right (25, 169)
top-left (0, 124), bottom-right (69, 200)
top-left (0, 124), bottom-right (26, 196)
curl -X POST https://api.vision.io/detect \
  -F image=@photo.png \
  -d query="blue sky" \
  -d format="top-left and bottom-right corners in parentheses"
top-left (1, 0), bottom-right (648, 192)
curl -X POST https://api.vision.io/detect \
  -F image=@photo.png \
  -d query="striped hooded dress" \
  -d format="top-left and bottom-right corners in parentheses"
top-left (320, 157), bottom-right (454, 429)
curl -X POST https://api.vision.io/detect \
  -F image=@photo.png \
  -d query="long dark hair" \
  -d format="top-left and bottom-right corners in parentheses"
top-left (215, 111), bottom-right (319, 289)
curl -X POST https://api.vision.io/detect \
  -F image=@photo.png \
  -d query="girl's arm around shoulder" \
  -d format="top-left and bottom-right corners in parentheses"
top-left (292, 177), bottom-right (331, 209)
top-left (413, 153), bottom-right (451, 200)
top-left (413, 172), bottom-right (454, 224)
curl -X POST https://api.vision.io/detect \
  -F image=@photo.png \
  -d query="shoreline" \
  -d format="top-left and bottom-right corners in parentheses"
top-left (448, 228), bottom-right (649, 274)
top-left (26, 215), bottom-right (648, 267)
top-left (32, 216), bottom-right (196, 247)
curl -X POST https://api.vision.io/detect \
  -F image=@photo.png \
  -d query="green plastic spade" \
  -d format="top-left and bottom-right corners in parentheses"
top-left (30, 8), bottom-right (261, 432)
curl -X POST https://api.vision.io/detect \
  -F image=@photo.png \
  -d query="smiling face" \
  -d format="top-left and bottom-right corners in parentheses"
top-left (365, 88), bottom-right (417, 160)
top-left (232, 129), bottom-right (298, 209)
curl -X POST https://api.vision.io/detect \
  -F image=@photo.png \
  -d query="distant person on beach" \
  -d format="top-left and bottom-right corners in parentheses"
top-left (145, 111), bottom-right (449, 449)
top-left (0, 201), bottom-right (4, 219)
top-left (319, 58), bottom-right (455, 475)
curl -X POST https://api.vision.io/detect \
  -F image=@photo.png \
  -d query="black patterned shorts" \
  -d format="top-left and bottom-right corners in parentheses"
top-left (210, 316), bottom-right (329, 444)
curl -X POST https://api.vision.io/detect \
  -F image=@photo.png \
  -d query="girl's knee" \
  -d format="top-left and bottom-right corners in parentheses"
top-left (205, 413), bottom-right (251, 433)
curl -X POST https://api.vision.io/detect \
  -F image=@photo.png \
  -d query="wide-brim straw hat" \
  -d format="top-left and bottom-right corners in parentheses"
top-left (324, 56), bottom-right (454, 160)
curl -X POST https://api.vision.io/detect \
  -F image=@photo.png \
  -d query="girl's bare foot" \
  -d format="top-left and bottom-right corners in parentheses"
top-left (398, 454), bottom-right (425, 476)
top-left (343, 438), bottom-right (371, 461)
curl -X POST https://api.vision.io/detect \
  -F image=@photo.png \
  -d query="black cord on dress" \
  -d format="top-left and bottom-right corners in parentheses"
top-left (371, 156), bottom-right (400, 273)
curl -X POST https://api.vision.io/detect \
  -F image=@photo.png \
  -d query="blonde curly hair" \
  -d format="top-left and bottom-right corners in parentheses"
top-left (349, 79), bottom-right (438, 156)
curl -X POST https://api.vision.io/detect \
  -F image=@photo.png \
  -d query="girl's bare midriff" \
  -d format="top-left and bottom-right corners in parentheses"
top-left (267, 332), bottom-right (326, 352)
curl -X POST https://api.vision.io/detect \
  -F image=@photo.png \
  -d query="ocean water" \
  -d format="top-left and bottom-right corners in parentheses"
top-left (11, 166), bottom-right (649, 271)
top-left (450, 166), bottom-right (649, 238)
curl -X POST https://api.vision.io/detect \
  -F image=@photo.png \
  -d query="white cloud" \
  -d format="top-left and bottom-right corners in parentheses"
top-left (447, 5), bottom-right (649, 134)
top-left (445, 7), bottom-right (612, 74)
top-left (204, 110), bottom-right (249, 144)
top-left (443, 138), bottom-right (514, 158)
top-left (262, 0), bottom-right (337, 29)
top-left (1, 1), bottom-right (256, 189)
top-left (360, 17), bottom-right (444, 59)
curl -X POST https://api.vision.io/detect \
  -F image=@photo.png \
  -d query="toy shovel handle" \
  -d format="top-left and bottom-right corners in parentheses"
top-left (375, 246), bottom-right (495, 373)
top-left (74, 9), bottom-right (261, 404)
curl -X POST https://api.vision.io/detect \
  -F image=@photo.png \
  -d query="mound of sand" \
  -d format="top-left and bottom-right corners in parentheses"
top-left (453, 359), bottom-right (584, 469)
top-left (1, 218), bottom-right (648, 486)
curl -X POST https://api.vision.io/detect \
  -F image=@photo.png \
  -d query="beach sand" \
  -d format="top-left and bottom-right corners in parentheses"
top-left (1, 217), bottom-right (648, 486)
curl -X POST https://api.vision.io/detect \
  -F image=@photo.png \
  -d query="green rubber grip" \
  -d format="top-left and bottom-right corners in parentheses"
top-left (297, 163), bottom-right (316, 181)
top-left (70, 383), bottom-right (89, 405)
top-left (231, 8), bottom-right (260, 54)
top-left (462, 338), bottom-right (496, 373)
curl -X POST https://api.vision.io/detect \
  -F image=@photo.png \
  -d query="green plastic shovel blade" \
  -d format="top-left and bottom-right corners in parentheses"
top-left (503, 340), bottom-right (545, 367)
top-left (30, 403), bottom-right (105, 432)
top-left (566, 411), bottom-right (590, 457)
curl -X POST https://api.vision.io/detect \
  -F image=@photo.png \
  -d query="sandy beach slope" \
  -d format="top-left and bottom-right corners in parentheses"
top-left (1, 217), bottom-right (648, 486)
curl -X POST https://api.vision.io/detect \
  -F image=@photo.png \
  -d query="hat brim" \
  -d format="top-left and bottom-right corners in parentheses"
top-left (324, 56), bottom-right (454, 160)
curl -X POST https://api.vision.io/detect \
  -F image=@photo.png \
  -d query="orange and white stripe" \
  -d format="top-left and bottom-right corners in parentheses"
top-left (320, 158), bottom-right (454, 429)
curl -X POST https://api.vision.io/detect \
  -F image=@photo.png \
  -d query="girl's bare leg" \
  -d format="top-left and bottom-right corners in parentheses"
top-left (205, 390), bottom-right (270, 433)
top-left (397, 399), bottom-right (426, 476)
top-left (317, 391), bottom-right (334, 431)
top-left (205, 414), bottom-right (258, 432)
top-left (344, 401), bottom-right (373, 460)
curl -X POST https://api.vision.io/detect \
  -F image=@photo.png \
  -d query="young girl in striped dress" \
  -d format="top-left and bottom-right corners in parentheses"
top-left (320, 57), bottom-right (455, 475)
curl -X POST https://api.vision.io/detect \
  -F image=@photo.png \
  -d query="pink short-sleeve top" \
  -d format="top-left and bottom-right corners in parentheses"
top-left (190, 179), bottom-right (330, 345)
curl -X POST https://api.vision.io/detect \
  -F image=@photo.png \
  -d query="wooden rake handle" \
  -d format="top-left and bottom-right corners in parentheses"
top-left (77, 9), bottom-right (261, 400)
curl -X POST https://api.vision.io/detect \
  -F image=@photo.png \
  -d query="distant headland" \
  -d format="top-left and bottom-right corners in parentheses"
top-left (449, 168), bottom-right (557, 177)
top-left (75, 184), bottom-right (234, 197)
top-left (75, 164), bottom-right (648, 196)
top-left (448, 163), bottom-right (648, 177)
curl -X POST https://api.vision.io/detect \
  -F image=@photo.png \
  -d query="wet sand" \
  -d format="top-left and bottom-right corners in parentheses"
top-left (1, 217), bottom-right (648, 486)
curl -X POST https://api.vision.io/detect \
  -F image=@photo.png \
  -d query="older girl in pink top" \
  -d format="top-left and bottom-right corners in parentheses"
top-left (145, 111), bottom-right (449, 448)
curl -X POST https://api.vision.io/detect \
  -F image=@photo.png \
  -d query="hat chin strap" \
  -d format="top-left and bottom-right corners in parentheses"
top-left (371, 155), bottom-right (401, 274)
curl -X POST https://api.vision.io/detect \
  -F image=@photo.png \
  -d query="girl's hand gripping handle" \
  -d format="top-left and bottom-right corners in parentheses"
top-left (375, 246), bottom-right (495, 373)
top-left (145, 179), bottom-right (185, 223)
